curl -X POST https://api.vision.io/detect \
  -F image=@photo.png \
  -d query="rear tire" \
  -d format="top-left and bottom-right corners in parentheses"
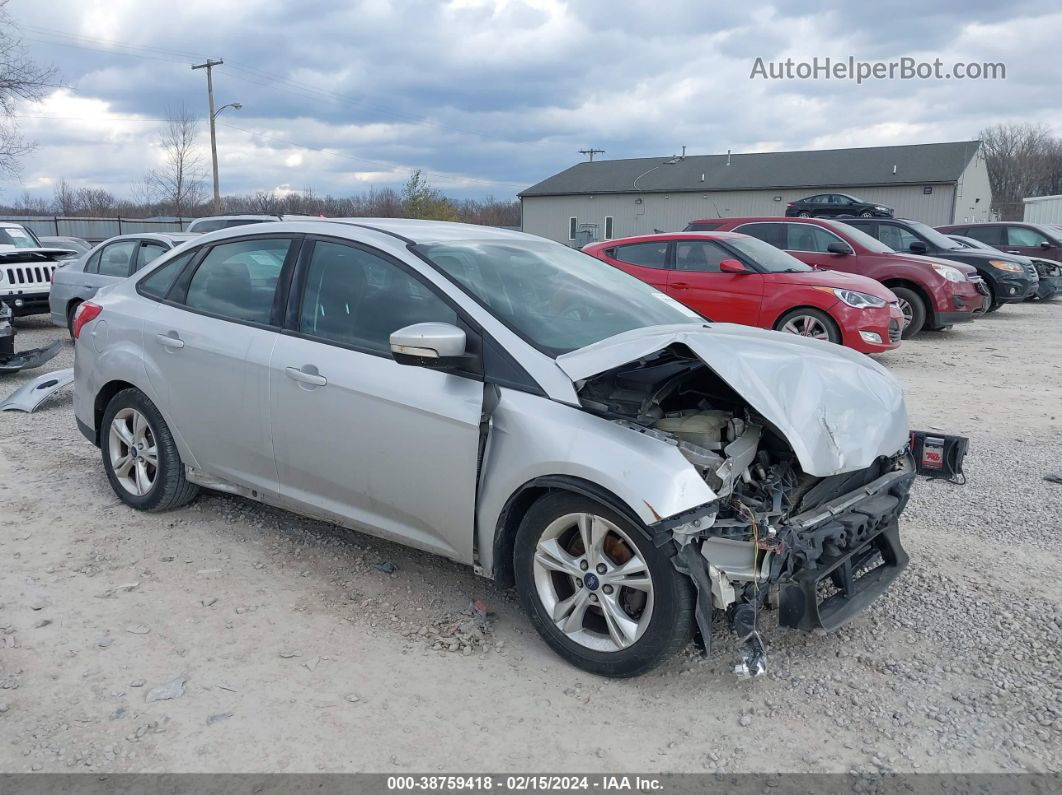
top-left (774, 307), bottom-right (842, 344)
top-left (100, 388), bottom-right (199, 512)
top-left (513, 493), bottom-right (693, 677)
top-left (66, 300), bottom-right (82, 338)
top-left (797, 211), bottom-right (811, 218)
top-left (890, 287), bottom-right (926, 338)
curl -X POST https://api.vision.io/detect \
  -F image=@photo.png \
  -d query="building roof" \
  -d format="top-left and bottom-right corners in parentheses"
top-left (520, 140), bottom-right (982, 198)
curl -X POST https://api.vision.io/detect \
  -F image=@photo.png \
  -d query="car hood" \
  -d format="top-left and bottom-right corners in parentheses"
top-left (886, 253), bottom-right (978, 276)
top-left (557, 323), bottom-right (909, 477)
top-left (772, 268), bottom-right (894, 298)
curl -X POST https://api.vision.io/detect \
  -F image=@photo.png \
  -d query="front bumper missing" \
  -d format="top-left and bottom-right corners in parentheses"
top-left (778, 518), bottom-right (908, 632)
top-left (664, 456), bottom-right (915, 676)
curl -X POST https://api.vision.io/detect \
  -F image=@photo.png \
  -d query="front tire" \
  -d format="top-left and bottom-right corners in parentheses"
top-left (513, 493), bottom-right (693, 677)
top-left (775, 307), bottom-right (841, 344)
top-left (890, 287), bottom-right (926, 338)
top-left (101, 388), bottom-right (199, 511)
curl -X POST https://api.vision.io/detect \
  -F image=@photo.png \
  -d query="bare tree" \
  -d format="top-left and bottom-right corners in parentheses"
top-left (145, 104), bottom-right (206, 216)
top-left (979, 122), bottom-right (1062, 220)
top-left (0, 0), bottom-right (58, 175)
top-left (53, 177), bottom-right (78, 214)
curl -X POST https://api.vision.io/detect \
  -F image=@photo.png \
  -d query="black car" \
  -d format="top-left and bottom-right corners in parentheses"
top-left (840, 217), bottom-right (1039, 312)
top-left (944, 234), bottom-right (1060, 302)
top-left (785, 193), bottom-right (893, 219)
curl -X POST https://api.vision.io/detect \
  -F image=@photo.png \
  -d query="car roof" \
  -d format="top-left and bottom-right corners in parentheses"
top-left (189, 214), bottom-right (279, 222)
top-left (175, 218), bottom-right (544, 247)
top-left (587, 231), bottom-right (749, 246)
top-left (690, 216), bottom-right (850, 226)
top-left (93, 232), bottom-right (198, 246)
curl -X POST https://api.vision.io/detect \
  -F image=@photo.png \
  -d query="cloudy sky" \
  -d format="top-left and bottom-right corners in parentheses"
top-left (4, 0), bottom-right (1062, 203)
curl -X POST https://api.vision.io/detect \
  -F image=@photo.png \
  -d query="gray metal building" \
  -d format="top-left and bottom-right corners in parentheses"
top-left (520, 141), bottom-right (993, 245)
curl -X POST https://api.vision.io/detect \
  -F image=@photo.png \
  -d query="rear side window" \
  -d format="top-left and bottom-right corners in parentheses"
top-left (97, 240), bottom-right (138, 277)
top-left (612, 242), bottom-right (669, 269)
top-left (183, 238), bottom-right (291, 324)
top-left (189, 219), bottom-right (225, 233)
top-left (136, 242), bottom-right (169, 271)
top-left (84, 249), bottom-right (103, 274)
top-left (299, 240), bottom-right (457, 354)
top-left (966, 226), bottom-right (1004, 246)
top-left (139, 250), bottom-right (196, 300)
top-left (733, 223), bottom-right (785, 248)
top-left (685, 222), bottom-right (723, 232)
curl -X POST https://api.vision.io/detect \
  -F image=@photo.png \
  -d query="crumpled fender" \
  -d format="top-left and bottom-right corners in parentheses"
top-left (556, 323), bottom-right (909, 477)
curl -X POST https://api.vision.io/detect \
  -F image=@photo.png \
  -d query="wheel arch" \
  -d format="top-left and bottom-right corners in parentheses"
top-left (489, 475), bottom-right (651, 589)
top-left (880, 279), bottom-right (936, 324)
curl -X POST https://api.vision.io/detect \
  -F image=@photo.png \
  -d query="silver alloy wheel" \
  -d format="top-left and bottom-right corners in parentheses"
top-left (861, 211), bottom-right (874, 217)
top-left (896, 297), bottom-right (914, 328)
top-left (532, 512), bottom-right (654, 652)
top-left (780, 314), bottom-right (831, 340)
top-left (798, 211), bottom-right (811, 217)
top-left (108, 407), bottom-right (158, 497)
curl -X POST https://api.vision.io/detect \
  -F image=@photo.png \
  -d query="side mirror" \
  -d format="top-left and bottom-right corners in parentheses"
top-left (719, 259), bottom-right (749, 274)
top-left (908, 240), bottom-right (928, 254)
top-left (826, 241), bottom-right (853, 255)
top-left (1040, 240), bottom-right (1051, 249)
top-left (390, 322), bottom-right (467, 369)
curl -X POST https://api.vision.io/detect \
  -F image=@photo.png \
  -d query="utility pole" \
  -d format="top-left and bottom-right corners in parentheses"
top-left (579, 148), bottom-right (605, 162)
top-left (192, 58), bottom-right (224, 213)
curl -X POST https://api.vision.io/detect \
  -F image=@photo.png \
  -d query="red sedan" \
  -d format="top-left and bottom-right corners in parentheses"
top-left (583, 232), bottom-right (904, 354)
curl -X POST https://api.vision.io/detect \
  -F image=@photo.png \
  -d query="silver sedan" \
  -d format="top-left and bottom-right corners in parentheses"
top-left (72, 219), bottom-right (914, 677)
top-left (49, 233), bottom-right (197, 334)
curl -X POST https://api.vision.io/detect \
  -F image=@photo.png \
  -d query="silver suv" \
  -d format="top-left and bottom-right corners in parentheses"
top-left (73, 219), bottom-right (915, 677)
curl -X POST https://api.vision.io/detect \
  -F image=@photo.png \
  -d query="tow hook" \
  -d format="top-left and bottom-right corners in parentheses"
top-left (732, 602), bottom-right (767, 679)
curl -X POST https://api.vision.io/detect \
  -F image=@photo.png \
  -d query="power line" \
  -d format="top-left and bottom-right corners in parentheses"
top-left (579, 148), bottom-right (606, 161)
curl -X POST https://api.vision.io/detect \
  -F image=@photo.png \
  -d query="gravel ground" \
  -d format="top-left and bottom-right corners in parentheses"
top-left (0, 300), bottom-right (1059, 774)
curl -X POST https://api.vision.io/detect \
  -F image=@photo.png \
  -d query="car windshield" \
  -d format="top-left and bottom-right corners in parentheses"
top-left (417, 240), bottom-right (703, 356)
top-left (0, 226), bottom-right (40, 249)
top-left (905, 220), bottom-right (963, 250)
top-left (724, 236), bottom-right (811, 273)
top-left (826, 221), bottom-right (895, 253)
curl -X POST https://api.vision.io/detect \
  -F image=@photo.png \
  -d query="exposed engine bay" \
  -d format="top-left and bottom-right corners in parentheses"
top-left (576, 345), bottom-right (916, 678)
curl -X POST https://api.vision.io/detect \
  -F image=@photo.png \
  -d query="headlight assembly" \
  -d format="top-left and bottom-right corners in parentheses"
top-left (822, 288), bottom-right (887, 309)
top-left (988, 259), bottom-right (1024, 273)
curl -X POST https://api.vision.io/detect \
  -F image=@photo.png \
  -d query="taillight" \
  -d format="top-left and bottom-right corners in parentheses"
top-left (72, 302), bottom-right (102, 340)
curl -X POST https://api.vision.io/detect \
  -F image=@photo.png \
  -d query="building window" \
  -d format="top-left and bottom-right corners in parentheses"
top-left (568, 217), bottom-right (577, 240)
top-left (604, 216), bottom-right (614, 240)
top-left (923, 186), bottom-right (933, 195)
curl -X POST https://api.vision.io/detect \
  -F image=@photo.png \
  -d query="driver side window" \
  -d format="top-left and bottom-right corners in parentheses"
top-left (299, 240), bottom-right (457, 354)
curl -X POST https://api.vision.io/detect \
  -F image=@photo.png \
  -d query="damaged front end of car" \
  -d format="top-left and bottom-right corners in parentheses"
top-left (561, 328), bottom-right (916, 678)
top-left (1, 300), bottom-right (62, 375)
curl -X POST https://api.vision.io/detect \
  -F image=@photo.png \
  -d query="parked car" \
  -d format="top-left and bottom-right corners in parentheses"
top-left (583, 233), bottom-right (904, 353)
top-left (937, 221), bottom-right (1062, 262)
top-left (686, 217), bottom-right (985, 337)
top-left (186, 215), bottom-right (280, 234)
top-left (945, 234), bottom-right (1061, 301)
top-left (49, 233), bottom-right (197, 334)
top-left (73, 219), bottom-right (916, 677)
top-left (39, 236), bottom-right (91, 257)
top-left (0, 222), bottom-right (77, 316)
top-left (783, 194), bottom-right (893, 219)
top-left (839, 218), bottom-right (1038, 311)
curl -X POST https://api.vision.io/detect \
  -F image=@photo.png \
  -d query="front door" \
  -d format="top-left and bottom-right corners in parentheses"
top-left (1006, 225), bottom-right (1062, 261)
top-left (603, 241), bottom-right (671, 291)
top-left (665, 239), bottom-right (764, 324)
top-left (269, 238), bottom-right (483, 562)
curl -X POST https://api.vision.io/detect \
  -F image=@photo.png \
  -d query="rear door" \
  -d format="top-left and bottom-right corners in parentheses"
top-left (666, 239), bottom-right (763, 324)
top-left (268, 237), bottom-right (484, 563)
top-left (603, 241), bottom-right (671, 290)
top-left (139, 234), bottom-right (298, 494)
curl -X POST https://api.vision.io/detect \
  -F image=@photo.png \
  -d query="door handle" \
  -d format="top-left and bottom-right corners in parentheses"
top-left (671, 281), bottom-right (691, 289)
top-left (285, 366), bottom-right (327, 387)
top-left (156, 333), bottom-right (184, 350)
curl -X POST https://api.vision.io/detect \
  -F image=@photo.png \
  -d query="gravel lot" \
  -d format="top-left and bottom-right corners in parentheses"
top-left (0, 301), bottom-right (1059, 774)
